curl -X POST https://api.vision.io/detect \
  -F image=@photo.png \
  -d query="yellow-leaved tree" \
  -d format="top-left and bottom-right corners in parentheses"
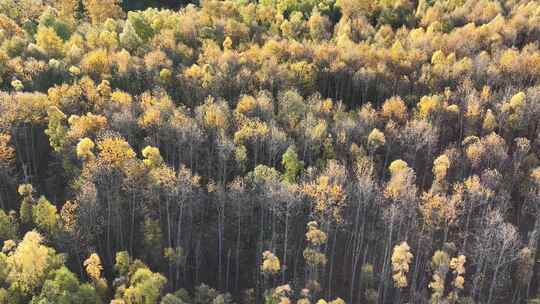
top-left (303, 221), bottom-right (327, 295)
top-left (142, 146), bottom-right (164, 168)
top-left (391, 241), bottom-right (413, 288)
top-left (83, 0), bottom-right (124, 24)
top-left (97, 136), bottom-right (136, 168)
top-left (84, 253), bottom-right (103, 281)
top-left (76, 137), bottom-right (96, 160)
top-left (261, 250), bottom-right (281, 275)
top-left (6, 231), bottom-right (63, 295)
top-left (36, 26), bottom-right (64, 58)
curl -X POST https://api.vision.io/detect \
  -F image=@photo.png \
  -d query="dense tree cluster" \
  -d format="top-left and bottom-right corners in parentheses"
top-left (0, 0), bottom-right (540, 303)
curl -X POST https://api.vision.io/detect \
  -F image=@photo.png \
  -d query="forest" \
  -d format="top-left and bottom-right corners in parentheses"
top-left (0, 0), bottom-right (539, 303)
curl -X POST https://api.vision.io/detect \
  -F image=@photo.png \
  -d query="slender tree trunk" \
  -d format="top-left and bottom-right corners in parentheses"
top-left (328, 226), bottom-right (337, 298)
top-left (218, 199), bottom-right (224, 290)
top-left (349, 199), bottom-right (363, 302)
top-left (487, 245), bottom-right (506, 304)
top-left (235, 210), bottom-right (242, 292)
top-left (282, 206), bottom-right (290, 283)
top-left (380, 209), bottom-right (395, 304)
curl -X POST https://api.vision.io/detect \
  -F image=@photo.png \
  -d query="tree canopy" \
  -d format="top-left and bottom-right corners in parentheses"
top-left (0, 0), bottom-right (539, 303)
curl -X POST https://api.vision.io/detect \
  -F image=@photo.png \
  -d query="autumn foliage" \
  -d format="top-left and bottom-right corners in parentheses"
top-left (0, 0), bottom-right (539, 303)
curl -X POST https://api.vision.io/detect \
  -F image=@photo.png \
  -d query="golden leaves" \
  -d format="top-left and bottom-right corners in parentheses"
top-left (453, 275), bottom-right (465, 289)
top-left (236, 95), bottom-right (257, 116)
top-left (531, 167), bottom-right (540, 187)
top-left (309, 161), bottom-right (347, 222)
top-left (429, 249), bottom-right (450, 301)
top-left (391, 241), bottom-right (413, 288)
top-left (419, 192), bottom-right (458, 228)
top-left (138, 92), bottom-right (174, 129)
top-left (76, 137), bottom-right (95, 160)
top-left (308, 119), bottom-right (328, 143)
top-left (367, 128), bottom-right (385, 150)
top-left (482, 109), bottom-right (497, 133)
top-left (432, 154), bottom-right (450, 182)
top-left (6, 231), bottom-right (55, 294)
top-left (223, 36), bottom-right (233, 50)
top-left (2, 239), bottom-right (16, 253)
top-left (261, 250), bottom-right (281, 275)
top-left (464, 132), bottom-right (507, 169)
top-left (381, 96), bottom-right (407, 123)
top-left (141, 146), bottom-right (163, 168)
top-left (45, 106), bottom-right (68, 152)
top-left (60, 200), bottom-right (78, 233)
top-left (274, 284), bottom-right (292, 296)
top-left (303, 248), bottom-right (328, 267)
top-left (47, 83), bottom-right (83, 111)
top-left (464, 137), bottom-right (484, 168)
top-left (499, 48), bottom-right (521, 75)
top-left (303, 174), bottom-right (346, 224)
top-left (328, 298), bottom-right (345, 304)
top-left (428, 274), bottom-right (445, 299)
top-left (390, 41), bottom-right (406, 62)
top-left (305, 221), bottom-right (327, 246)
top-left (201, 98), bottom-right (230, 130)
top-left (0, 92), bottom-right (52, 125)
top-left (450, 255), bottom-right (466, 276)
top-left (84, 253), bottom-right (103, 281)
top-left (122, 267), bottom-right (167, 303)
top-left (270, 284), bottom-right (293, 304)
top-left (501, 92), bottom-right (528, 131)
top-left (417, 95), bottom-right (441, 119)
top-left (96, 137), bottom-right (136, 167)
top-left (36, 26), bottom-right (64, 58)
top-left (84, 0), bottom-right (124, 24)
top-left (450, 255), bottom-right (466, 289)
top-left (431, 250), bottom-right (450, 269)
top-left (0, 133), bottom-right (15, 167)
top-left (463, 175), bottom-right (493, 201)
top-left (508, 92), bottom-right (525, 110)
top-left (385, 160), bottom-right (417, 203)
top-left (388, 159), bottom-right (408, 175)
top-left (233, 119), bottom-right (269, 145)
top-left (0, 14), bottom-right (23, 37)
top-left (81, 49), bottom-right (111, 76)
top-left (431, 50), bottom-right (446, 65)
top-left (56, 0), bottom-right (78, 22)
top-left (303, 221), bottom-right (328, 267)
top-left (17, 184), bottom-right (33, 197)
top-left (147, 166), bottom-right (177, 193)
top-left (288, 60), bottom-right (316, 92)
top-left (139, 108), bottom-right (161, 129)
top-left (111, 90), bottom-right (133, 107)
